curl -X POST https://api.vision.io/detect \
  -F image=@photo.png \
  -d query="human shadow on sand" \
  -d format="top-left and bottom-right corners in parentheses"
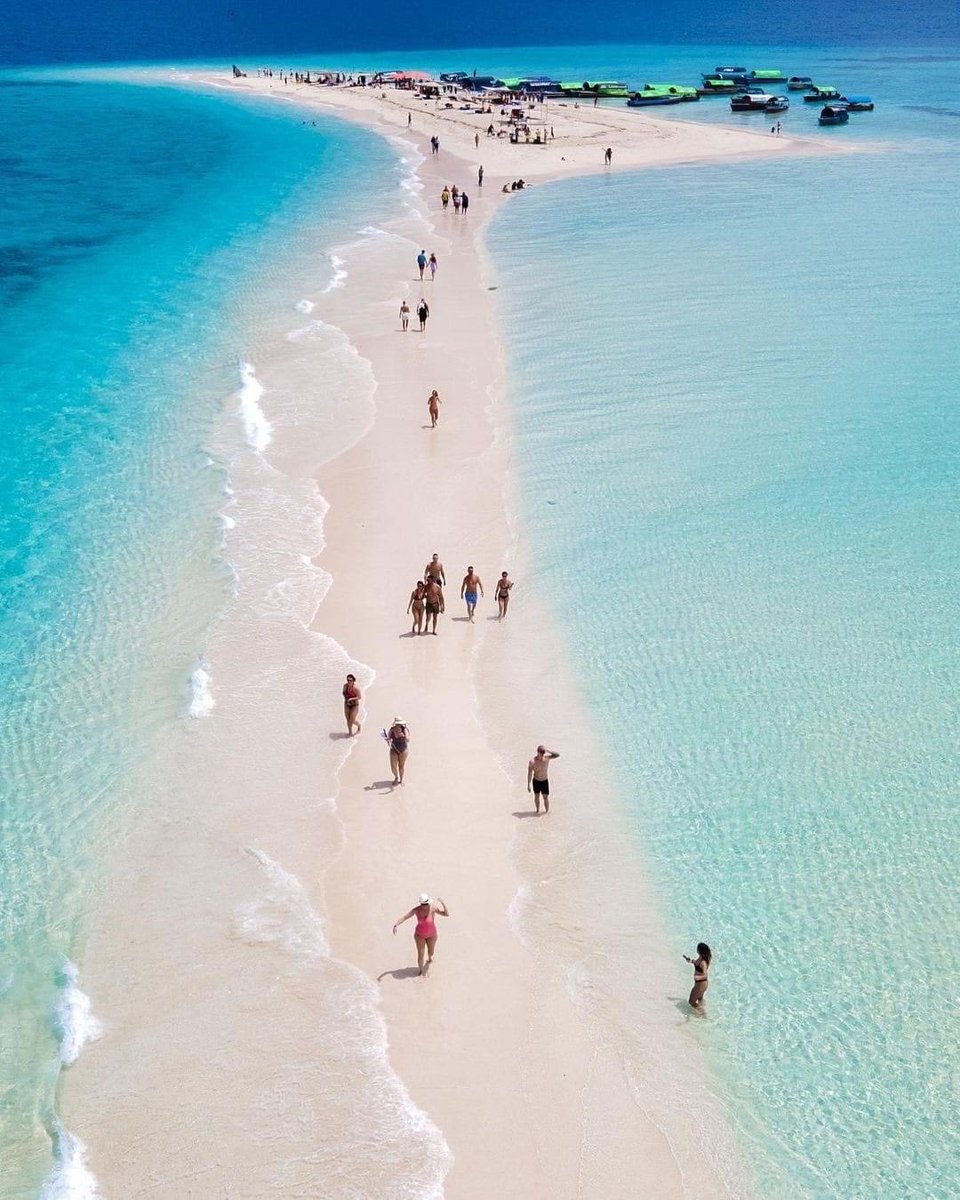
top-left (377, 966), bottom-right (423, 982)
top-left (512, 810), bottom-right (542, 819)
top-left (328, 731), bottom-right (354, 741)
top-left (364, 780), bottom-right (397, 792)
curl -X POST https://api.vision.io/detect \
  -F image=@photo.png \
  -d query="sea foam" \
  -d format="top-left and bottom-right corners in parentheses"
top-left (40, 1123), bottom-right (101, 1200)
top-left (237, 361), bottom-right (271, 453)
top-left (320, 254), bottom-right (348, 293)
top-left (54, 961), bottom-right (102, 1067)
top-left (236, 848), bottom-right (329, 959)
top-left (188, 663), bottom-right (215, 717)
top-left (295, 298), bottom-right (315, 313)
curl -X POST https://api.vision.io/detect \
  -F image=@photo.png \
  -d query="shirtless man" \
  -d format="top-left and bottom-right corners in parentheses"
top-left (527, 745), bottom-right (560, 814)
top-left (407, 580), bottom-right (425, 635)
top-left (427, 390), bottom-right (441, 428)
top-left (424, 554), bottom-right (446, 586)
top-left (495, 571), bottom-right (513, 619)
top-left (423, 577), bottom-right (445, 635)
top-left (460, 566), bottom-right (484, 622)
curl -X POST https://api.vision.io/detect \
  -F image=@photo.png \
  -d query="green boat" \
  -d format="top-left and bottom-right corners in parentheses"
top-left (644, 82), bottom-right (700, 101)
top-left (559, 80), bottom-right (630, 99)
top-left (804, 85), bottom-right (843, 102)
top-left (699, 76), bottom-right (738, 94)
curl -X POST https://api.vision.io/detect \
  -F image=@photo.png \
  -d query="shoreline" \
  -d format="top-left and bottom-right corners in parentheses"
top-left (52, 66), bottom-right (815, 1196)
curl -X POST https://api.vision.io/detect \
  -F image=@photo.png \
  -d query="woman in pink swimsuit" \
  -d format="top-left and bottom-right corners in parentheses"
top-left (393, 893), bottom-right (450, 975)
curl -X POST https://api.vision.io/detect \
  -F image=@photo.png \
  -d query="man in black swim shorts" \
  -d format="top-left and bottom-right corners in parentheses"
top-left (527, 744), bottom-right (560, 815)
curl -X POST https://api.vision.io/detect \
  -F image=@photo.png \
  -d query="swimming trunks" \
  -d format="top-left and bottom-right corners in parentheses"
top-left (532, 778), bottom-right (549, 796)
top-left (464, 591), bottom-right (477, 605)
top-left (425, 601), bottom-right (440, 615)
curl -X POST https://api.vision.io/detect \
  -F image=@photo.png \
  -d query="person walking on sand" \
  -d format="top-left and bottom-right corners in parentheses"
top-left (393, 894), bottom-right (449, 975)
top-left (399, 299), bottom-right (410, 331)
top-left (427, 389), bottom-right (441, 428)
top-left (460, 191), bottom-right (469, 214)
top-left (495, 571), bottom-right (513, 618)
top-left (684, 943), bottom-right (712, 1009)
top-left (478, 164), bottom-right (484, 187)
top-left (407, 111), bottom-right (412, 127)
top-left (417, 298), bottom-right (429, 331)
top-left (342, 673), bottom-right (362, 736)
top-left (423, 577), bottom-right (444, 634)
top-left (428, 252), bottom-right (438, 281)
top-left (417, 249), bottom-right (427, 279)
top-left (604, 146), bottom-right (613, 166)
top-left (527, 744), bottom-right (560, 814)
top-left (460, 566), bottom-right (483, 621)
top-left (475, 131), bottom-right (480, 148)
top-left (424, 553), bottom-right (446, 586)
top-left (452, 189), bottom-right (461, 213)
top-left (407, 580), bottom-right (425, 634)
top-left (441, 186), bottom-right (450, 210)
top-left (385, 717), bottom-right (410, 784)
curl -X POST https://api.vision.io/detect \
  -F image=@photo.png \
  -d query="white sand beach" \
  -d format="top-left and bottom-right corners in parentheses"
top-left (60, 69), bottom-right (840, 1197)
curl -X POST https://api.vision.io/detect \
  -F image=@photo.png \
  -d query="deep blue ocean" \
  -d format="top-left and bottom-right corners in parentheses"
top-left (1, 36), bottom-right (959, 1200)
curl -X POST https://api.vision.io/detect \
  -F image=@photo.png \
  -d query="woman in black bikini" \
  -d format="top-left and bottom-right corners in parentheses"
top-left (495, 571), bottom-right (513, 619)
top-left (342, 673), bottom-right (362, 736)
top-left (684, 943), bottom-right (712, 1009)
top-left (387, 718), bottom-right (410, 785)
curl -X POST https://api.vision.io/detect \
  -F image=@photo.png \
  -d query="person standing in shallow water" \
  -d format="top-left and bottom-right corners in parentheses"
top-left (342, 673), bottom-right (362, 736)
top-left (684, 943), bottom-right (712, 1009)
top-left (393, 894), bottom-right (449, 976)
top-left (527, 745), bottom-right (559, 814)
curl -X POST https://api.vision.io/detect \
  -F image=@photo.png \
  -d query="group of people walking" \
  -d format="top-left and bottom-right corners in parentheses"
top-left (440, 185), bottom-right (469, 213)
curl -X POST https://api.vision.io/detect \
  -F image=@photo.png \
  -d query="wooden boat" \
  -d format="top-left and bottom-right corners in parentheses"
top-left (804, 86), bottom-right (843, 102)
top-left (699, 77), bottom-right (738, 94)
top-left (765, 96), bottom-right (789, 113)
top-left (819, 105), bottom-right (850, 125)
top-left (788, 76), bottom-right (814, 90)
top-left (730, 91), bottom-right (775, 111)
top-left (627, 88), bottom-right (684, 106)
top-left (748, 70), bottom-right (787, 83)
top-left (846, 95), bottom-right (875, 111)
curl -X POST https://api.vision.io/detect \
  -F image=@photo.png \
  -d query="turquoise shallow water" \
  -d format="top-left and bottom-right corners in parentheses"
top-left (0, 74), bottom-right (397, 1195)
top-left (487, 47), bottom-right (960, 1200)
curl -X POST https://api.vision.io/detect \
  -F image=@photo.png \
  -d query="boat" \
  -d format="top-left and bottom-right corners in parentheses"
top-left (634, 82), bottom-right (699, 102)
top-left (627, 88), bottom-right (684, 107)
top-left (748, 70), bottom-right (787, 83)
top-left (559, 80), bottom-right (630, 99)
top-left (804, 85), bottom-right (843, 102)
top-left (730, 91), bottom-right (776, 111)
top-left (788, 75), bottom-right (815, 90)
top-left (845, 95), bottom-right (875, 111)
top-left (765, 96), bottom-right (790, 112)
top-left (699, 77), bottom-right (738, 94)
top-left (819, 105), bottom-right (850, 125)
top-left (712, 65), bottom-right (747, 78)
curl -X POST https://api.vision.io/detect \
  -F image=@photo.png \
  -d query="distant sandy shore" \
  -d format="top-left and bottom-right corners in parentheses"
top-left (59, 66), bottom-right (839, 1198)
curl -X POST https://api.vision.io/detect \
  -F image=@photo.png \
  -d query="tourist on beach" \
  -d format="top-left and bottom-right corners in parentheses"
top-left (495, 571), bottom-right (513, 618)
top-left (604, 146), bottom-right (613, 165)
top-left (407, 111), bottom-right (412, 127)
top-left (451, 184), bottom-right (459, 204)
top-left (417, 298), bottom-right (430, 331)
top-left (393, 894), bottom-right (449, 976)
top-left (423, 577), bottom-right (444, 634)
top-left (417, 249), bottom-right (427, 279)
top-left (460, 191), bottom-right (469, 214)
top-left (453, 190), bottom-right (461, 213)
top-left (478, 164), bottom-right (484, 187)
top-left (527, 745), bottom-right (560, 814)
top-left (460, 566), bottom-right (483, 621)
top-left (424, 553), bottom-right (446, 585)
top-left (407, 581), bottom-right (425, 635)
top-left (441, 186), bottom-right (450, 209)
top-left (385, 717), bottom-right (410, 784)
top-left (428, 252), bottom-right (438, 280)
top-left (427, 389), bottom-right (441, 428)
top-left (684, 943), bottom-right (712, 1009)
top-left (474, 132), bottom-right (480, 148)
top-left (342, 673), bottom-right (362, 736)
top-left (399, 299), bottom-right (410, 331)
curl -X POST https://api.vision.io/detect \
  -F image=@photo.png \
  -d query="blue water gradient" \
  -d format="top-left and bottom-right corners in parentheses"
top-left (0, 74), bottom-right (396, 1194)
top-left (487, 50), bottom-right (960, 1199)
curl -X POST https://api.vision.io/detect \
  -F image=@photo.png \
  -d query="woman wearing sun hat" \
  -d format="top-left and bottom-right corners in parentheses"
top-left (393, 894), bottom-right (450, 975)
top-left (385, 717), bottom-right (410, 785)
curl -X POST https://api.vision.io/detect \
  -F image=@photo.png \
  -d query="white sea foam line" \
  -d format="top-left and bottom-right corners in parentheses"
top-left (320, 254), bottom-right (348, 293)
top-left (296, 298), bottom-right (315, 313)
top-left (40, 1122), bottom-right (101, 1200)
top-left (237, 361), bottom-right (271, 453)
top-left (55, 961), bottom-right (102, 1067)
top-left (188, 663), bottom-right (215, 717)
